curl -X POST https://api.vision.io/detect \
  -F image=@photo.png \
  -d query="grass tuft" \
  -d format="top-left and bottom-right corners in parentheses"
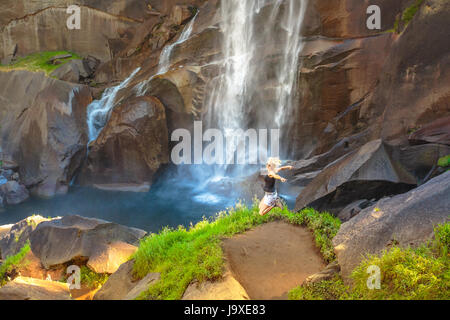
top-left (0, 51), bottom-right (81, 76)
top-left (0, 241), bottom-right (31, 286)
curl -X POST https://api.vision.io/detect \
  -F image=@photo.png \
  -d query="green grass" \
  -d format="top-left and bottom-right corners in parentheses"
top-left (289, 222), bottom-right (450, 300)
top-left (288, 276), bottom-right (350, 300)
top-left (438, 155), bottom-right (450, 169)
top-left (132, 201), bottom-right (340, 300)
top-left (0, 241), bottom-right (31, 286)
top-left (80, 266), bottom-right (109, 290)
top-left (0, 51), bottom-right (81, 75)
top-left (402, 0), bottom-right (424, 25)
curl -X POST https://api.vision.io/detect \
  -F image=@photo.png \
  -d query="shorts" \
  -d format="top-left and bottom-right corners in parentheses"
top-left (263, 192), bottom-right (278, 207)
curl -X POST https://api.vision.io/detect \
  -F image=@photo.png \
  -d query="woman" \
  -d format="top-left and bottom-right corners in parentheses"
top-left (259, 157), bottom-right (293, 216)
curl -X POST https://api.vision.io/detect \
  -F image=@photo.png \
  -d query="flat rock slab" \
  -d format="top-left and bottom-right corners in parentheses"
top-left (0, 277), bottom-right (72, 300)
top-left (222, 221), bottom-right (326, 300)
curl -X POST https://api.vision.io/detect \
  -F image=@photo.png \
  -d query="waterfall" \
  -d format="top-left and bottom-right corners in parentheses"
top-left (86, 68), bottom-right (141, 143)
top-left (158, 13), bottom-right (198, 75)
top-left (204, 0), bottom-right (308, 163)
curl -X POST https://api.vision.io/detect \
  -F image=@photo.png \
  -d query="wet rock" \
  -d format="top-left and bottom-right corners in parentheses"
top-left (0, 277), bottom-right (72, 300)
top-left (333, 171), bottom-right (450, 281)
top-left (0, 215), bottom-right (51, 260)
top-left (0, 181), bottom-right (29, 205)
top-left (30, 215), bottom-right (147, 274)
top-left (78, 96), bottom-right (169, 188)
top-left (94, 259), bottom-right (161, 300)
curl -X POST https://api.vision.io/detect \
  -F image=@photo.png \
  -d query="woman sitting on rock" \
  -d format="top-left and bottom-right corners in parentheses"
top-left (259, 157), bottom-right (293, 216)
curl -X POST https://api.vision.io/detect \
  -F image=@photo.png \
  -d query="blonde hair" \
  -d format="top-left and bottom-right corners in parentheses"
top-left (266, 157), bottom-right (281, 169)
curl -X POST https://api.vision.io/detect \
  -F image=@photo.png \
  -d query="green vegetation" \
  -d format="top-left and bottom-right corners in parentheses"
top-left (438, 155), bottom-right (450, 171)
top-left (289, 276), bottom-right (350, 300)
top-left (387, 0), bottom-right (424, 34)
top-left (289, 222), bottom-right (450, 300)
top-left (132, 201), bottom-right (340, 300)
top-left (0, 51), bottom-right (81, 75)
top-left (0, 242), bottom-right (31, 286)
top-left (80, 266), bottom-right (108, 290)
top-left (402, 0), bottom-right (425, 25)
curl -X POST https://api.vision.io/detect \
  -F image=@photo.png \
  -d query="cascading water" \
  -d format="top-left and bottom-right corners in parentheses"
top-left (135, 13), bottom-right (198, 96)
top-left (204, 0), bottom-right (308, 161)
top-left (86, 68), bottom-right (141, 143)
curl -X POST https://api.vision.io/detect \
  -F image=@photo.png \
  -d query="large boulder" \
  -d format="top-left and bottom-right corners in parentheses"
top-left (94, 259), bottom-right (160, 300)
top-left (0, 277), bottom-right (72, 300)
top-left (333, 171), bottom-right (450, 280)
top-left (78, 96), bottom-right (169, 190)
top-left (0, 215), bottom-right (51, 260)
top-left (0, 181), bottom-right (29, 205)
top-left (0, 70), bottom-right (91, 198)
top-left (29, 215), bottom-right (147, 274)
top-left (295, 139), bottom-right (450, 214)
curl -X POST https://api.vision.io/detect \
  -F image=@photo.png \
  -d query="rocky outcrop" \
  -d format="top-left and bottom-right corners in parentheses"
top-left (94, 259), bottom-right (160, 300)
top-left (333, 171), bottom-right (450, 280)
top-left (0, 181), bottom-right (29, 205)
top-left (0, 215), bottom-right (51, 260)
top-left (0, 277), bottom-right (72, 300)
top-left (29, 215), bottom-right (147, 273)
top-left (182, 265), bottom-right (249, 300)
top-left (0, 70), bottom-right (91, 198)
top-left (78, 96), bottom-right (169, 189)
top-left (295, 139), bottom-right (450, 214)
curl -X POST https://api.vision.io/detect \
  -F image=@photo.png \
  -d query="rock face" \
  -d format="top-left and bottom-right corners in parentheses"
top-left (366, 0), bottom-right (450, 143)
top-left (0, 276), bottom-right (72, 300)
top-left (0, 215), bottom-right (51, 260)
top-left (333, 171), bottom-right (450, 280)
top-left (409, 116), bottom-right (450, 146)
top-left (0, 5), bottom-right (141, 62)
top-left (295, 139), bottom-right (450, 214)
top-left (78, 96), bottom-right (169, 188)
top-left (0, 70), bottom-right (91, 198)
top-left (29, 215), bottom-right (147, 273)
top-left (94, 259), bottom-right (160, 300)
